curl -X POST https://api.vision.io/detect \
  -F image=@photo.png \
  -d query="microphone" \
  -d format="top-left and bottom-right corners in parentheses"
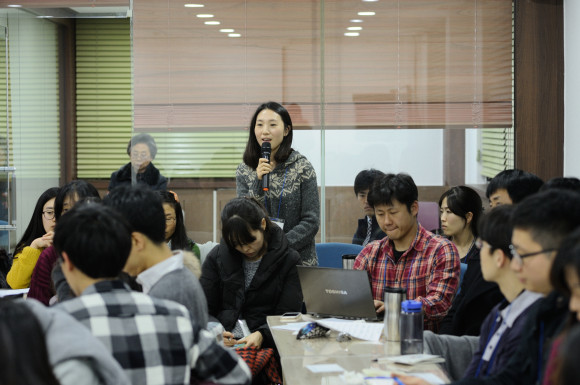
top-left (261, 142), bottom-right (271, 191)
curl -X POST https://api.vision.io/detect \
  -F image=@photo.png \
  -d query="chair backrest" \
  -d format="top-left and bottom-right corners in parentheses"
top-left (315, 243), bottom-right (364, 268)
top-left (418, 201), bottom-right (440, 232)
top-left (457, 262), bottom-right (468, 295)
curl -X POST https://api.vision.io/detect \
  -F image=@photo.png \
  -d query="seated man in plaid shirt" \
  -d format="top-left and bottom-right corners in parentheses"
top-left (55, 203), bottom-right (251, 385)
top-left (354, 173), bottom-right (460, 331)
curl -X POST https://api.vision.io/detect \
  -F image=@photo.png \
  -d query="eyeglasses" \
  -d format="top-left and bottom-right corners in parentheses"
top-left (165, 216), bottom-right (176, 224)
top-left (509, 244), bottom-right (556, 266)
top-left (42, 210), bottom-right (55, 220)
top-left (131, 151), bottom-right (150, 159)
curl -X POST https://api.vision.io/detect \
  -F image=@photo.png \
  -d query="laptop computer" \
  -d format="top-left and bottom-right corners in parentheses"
top-left (297, 266), bottom-right (382, 321)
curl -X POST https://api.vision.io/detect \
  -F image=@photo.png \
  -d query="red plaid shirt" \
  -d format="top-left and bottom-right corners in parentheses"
top-left (354, 224), bottom-right (460, 331)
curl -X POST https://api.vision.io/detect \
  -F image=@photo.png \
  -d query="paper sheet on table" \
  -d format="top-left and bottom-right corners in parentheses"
top-left (315, 318), bottom-right (384, 341)
top-left (0, 288), bottom-right (29, 298)
top-left (306, 363), bottom-right (345, 373)
top-left (271, 322), bottom-right (310, 332)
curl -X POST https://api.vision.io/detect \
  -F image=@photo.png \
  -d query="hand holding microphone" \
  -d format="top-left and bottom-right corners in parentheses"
top-left (260, 142), bottom-right (271, 191)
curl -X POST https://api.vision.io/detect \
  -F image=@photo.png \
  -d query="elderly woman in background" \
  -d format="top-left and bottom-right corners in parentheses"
top-left (108, 133), bottom-right (167, 191)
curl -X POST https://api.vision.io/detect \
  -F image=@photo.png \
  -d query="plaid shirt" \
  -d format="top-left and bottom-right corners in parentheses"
top-left (354, 224), bottom-right (460, 331)
top-left (58, 280), bottom-right (251, 385)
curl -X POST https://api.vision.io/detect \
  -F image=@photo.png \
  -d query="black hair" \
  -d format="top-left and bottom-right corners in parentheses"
top-left (157, 190), bottom-right (191, 250)
top-left (367, 173), bottom-right (418, 213)
top-left (13, 187), bottom-right (59, 256)
top-left (511, 189), bottom-right (580, 251)
top-left (53, 204), bottom-right (132, 279)
top-left (103, 185), bottom-right (166, 244)
top-left (439, 186), bottom-right (483, 238)
top-left (540, 176), bottom-right (580, 193)
top-left (550, 227), bottom-right (580, 296)
top-left (54, 180), bottom-right (100, 221)
top-left (478, 205), bottom-right (515, 257)
top-left (126, 133), bottom-right (158, 159)
top-left (485, 169), bottom-right (544, 203)
top-left (242, 101), bottom-right (294, 169)
top-left (221, 197), bottom-right (274, 252)
top-left (555, 324), bottom-right (580, 385)
top-left (0, 299), bottom-right (60, 385)
top-left (354, 169), bottom-right (385, 195)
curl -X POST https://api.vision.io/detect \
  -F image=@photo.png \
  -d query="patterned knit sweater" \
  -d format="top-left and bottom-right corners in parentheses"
top-left (236, 150), bottom-right (320, 265)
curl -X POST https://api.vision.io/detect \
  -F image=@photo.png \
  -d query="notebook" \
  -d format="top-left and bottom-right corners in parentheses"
top-left (297, 266), bottom-right (382, 321)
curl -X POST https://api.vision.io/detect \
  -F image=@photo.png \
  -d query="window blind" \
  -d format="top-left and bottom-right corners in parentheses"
top-left (76, 18), bottom-right (132, 179)
top-left (480, 2), bottom-right (515, 179)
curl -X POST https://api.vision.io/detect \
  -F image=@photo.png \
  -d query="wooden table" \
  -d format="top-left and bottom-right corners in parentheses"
top-left (267, 315), bottom-right (449, 385)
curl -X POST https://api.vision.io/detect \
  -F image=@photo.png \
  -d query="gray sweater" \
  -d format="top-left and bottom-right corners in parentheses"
top-left (236, 150), bottom-right (320, 265)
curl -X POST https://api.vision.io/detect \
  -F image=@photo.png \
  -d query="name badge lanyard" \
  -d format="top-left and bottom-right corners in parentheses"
top-left (474, 304), bottom-right (512, 378)
top-left (264, 167), bottom-right (288, 220)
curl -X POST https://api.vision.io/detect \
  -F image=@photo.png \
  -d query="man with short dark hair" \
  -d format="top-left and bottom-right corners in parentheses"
top-left (103, 185), bottom-right (208, 327)
top-left (56, 204), bottom-right (251, 385)
top-left (352, 169), bottom-right (386, 246)
top-left (354, 173), bottom-right (460, 331)
top-left (485, 169), bottom-right (543, 208)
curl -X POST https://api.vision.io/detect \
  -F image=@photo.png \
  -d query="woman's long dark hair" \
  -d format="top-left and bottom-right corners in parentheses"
top-left (221, 197), bottom-right (274, 252)
top-left (54, 180), bottom-right (100, 221)
top-left (13, 187), bottom-right (59, 256)
top-left (439, 185), bottom-right (483, 238)
top-left (242, 101), bottom-right (294, 169)
top-left (157, 190), bottom-right (190, 250)
top-left (0, 299), bottom-right (61, 385)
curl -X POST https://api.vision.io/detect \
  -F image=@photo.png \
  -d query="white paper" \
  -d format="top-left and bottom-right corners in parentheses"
top-left (306, 363), bottom-right (345, 373)
top-left (0, 288), bottom-right (29, 297)
top-left (315, 318), bottom-right (384, 341)
top-left (385, 354), bottom-right (445, 365)
top-left (271, 322), bottom-right (310, 332)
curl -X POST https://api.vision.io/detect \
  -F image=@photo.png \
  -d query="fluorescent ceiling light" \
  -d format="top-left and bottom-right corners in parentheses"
top-left (228, 33), bottom-right (241, 37)
top-left (205, 21), bottom-right (220, 25)
top-left (344, 32), bottom-right (360, 37)
top-left (363, 0), bottom-right (379, 2)
top-left (350, 19), bottom-right (363, 23)
top-left (184, 4), bottom-right (204, 7)
top-left (348, 26), bottom-right (362, 31)
top-left (7, 4), bottom-right (22, 7)
top-left (358, 11), bottom-right (376, 16)
top-left (220, 29), bottom-right (234, 33)
top-left (196, 14), bottom-right (214, 18)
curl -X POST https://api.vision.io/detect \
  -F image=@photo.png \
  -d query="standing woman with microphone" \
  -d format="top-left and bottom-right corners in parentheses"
top-left (236, 101), bottom-right (320, 266)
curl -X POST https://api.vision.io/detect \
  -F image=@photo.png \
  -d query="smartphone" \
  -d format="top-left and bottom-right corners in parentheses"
top-left (280, 312), bottom-right (301, 321)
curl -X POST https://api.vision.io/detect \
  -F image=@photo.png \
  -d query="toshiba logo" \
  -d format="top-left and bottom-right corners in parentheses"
top-left (325, 289), bottom-right (348, 295)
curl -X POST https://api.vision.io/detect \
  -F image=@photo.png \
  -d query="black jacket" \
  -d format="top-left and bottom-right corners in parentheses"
top-left (200, 225), bottom-right (303, 349)
top-left (439, 247), bottom-right (504, 336)
top-left (453, 290), bottom-right (569, 385)
top-left (352, 216), bottom-right (386, 245)
top-left (108, 162), bottom-right (167, 191)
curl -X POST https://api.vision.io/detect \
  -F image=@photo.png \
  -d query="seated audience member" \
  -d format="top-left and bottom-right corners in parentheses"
top-left (352, 168), bottom-right (386, 246)
top-left (422, 206), bottom-right (541, 381)
top-left (108, 133), bottom-right (167, 191)
top-left (103, 185), bottom-right (209, 328)
top-left (540, 176), bottom-right (580, 193)
top-left (0, 298), bottom-right (130, 385)
top-left (485, 169), bottom-right (543, 208)
top-left (159, 191), bottom-right (218, 268)
top-left (200, 197), bottom-right (303, 350)
top-left (6, 187), bottom-right (58, 289)
top-left (28, 180), bottom-right (100, 305)
top-left (55, 204), bottom-right (251, 385)
top-left (353, 173), bottom-right (460, 331)
top-left (438, 186), bottom-right (504, 336)
top-left (398, 189), bottom-right (580, 385)
top-left (541, 227), bottom-right (580, 384)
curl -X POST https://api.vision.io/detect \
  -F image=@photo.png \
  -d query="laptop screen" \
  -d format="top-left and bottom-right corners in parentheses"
top-left (297, 266), bottom-right (381, 321)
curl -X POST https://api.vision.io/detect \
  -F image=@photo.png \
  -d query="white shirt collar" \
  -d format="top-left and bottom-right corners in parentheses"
top-left (136, 251), bottom-right (184, 294)
top-left (501, 290), bottom-right (543, 327)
